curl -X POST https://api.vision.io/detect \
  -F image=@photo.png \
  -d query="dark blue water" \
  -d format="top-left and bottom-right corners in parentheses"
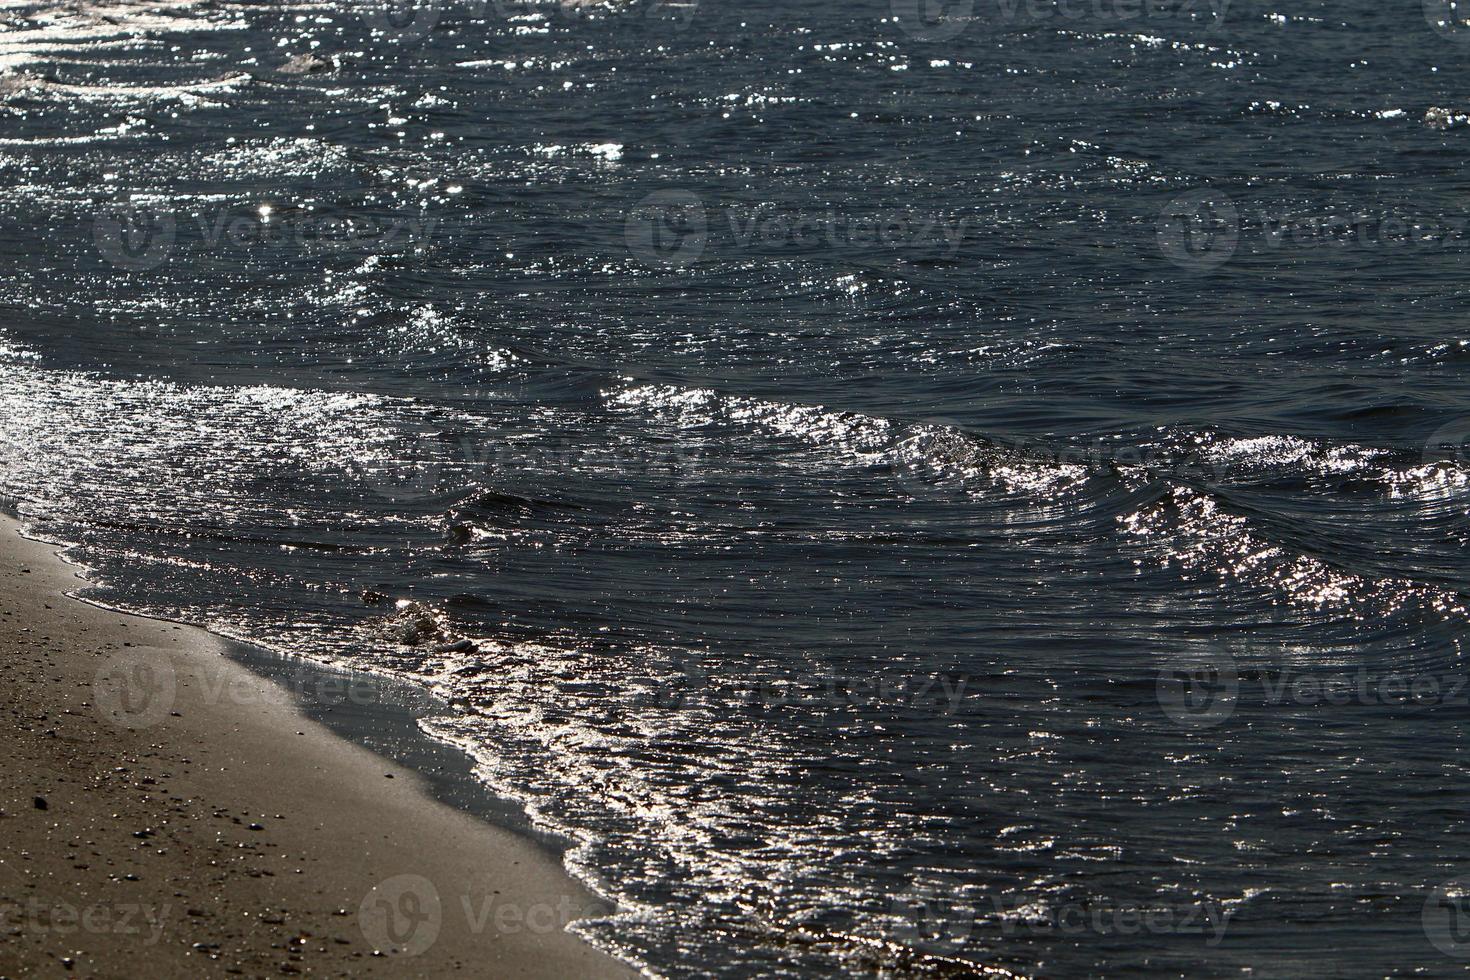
top-left (4, 0), bottom-right (1470, 974)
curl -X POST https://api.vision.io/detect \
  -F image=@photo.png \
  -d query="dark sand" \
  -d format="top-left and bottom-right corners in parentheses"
top-left (0, 513), bottom-right (640, 978)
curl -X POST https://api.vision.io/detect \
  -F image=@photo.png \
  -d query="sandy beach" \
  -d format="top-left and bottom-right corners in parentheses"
top-left (0, 513), bottom-right (639, 978)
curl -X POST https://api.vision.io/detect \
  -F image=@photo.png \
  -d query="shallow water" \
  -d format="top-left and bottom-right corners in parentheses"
top-left (3, 0), bottom-right (1470, 974)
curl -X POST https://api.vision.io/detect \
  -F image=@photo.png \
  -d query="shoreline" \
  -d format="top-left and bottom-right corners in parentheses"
top-left (0, 511), bottom-right (642, 978)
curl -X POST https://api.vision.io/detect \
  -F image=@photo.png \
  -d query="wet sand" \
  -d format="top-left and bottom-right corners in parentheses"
top-left (0, 513), bottom-right (640, 978)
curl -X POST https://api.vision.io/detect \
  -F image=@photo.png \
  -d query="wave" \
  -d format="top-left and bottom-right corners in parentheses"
top-left (5, 325), bottom-right (1470, 974)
